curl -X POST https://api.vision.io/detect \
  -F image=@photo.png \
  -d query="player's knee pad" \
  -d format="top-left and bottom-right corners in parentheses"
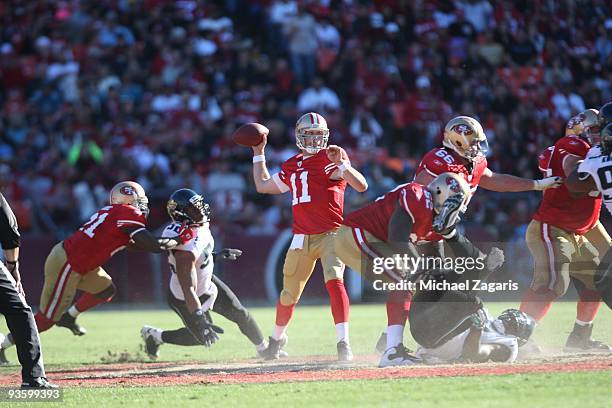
top-left (94, 283), bottom-right (116, 300)
top-left (280, 289), bottom-right (299, 306)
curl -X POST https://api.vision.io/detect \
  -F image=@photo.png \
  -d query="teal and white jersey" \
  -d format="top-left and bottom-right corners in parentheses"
top-left (415, 308), bottom-right (519, 364)
top-left (578, 145), bottom-right (612, 214)
top-left (162, 222), bottom-right (217, 310)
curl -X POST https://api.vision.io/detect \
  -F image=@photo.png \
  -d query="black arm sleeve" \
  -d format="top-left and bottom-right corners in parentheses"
top-left (445, 231), bottom-right (484, 260)
top-left (0, 193), bottom-right (20, 249)
top-left (445, 231), bottom-right (493, 282)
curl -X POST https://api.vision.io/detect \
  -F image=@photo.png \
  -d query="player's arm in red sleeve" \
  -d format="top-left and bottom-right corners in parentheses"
top-left (327, 145), bottom-right (368, 192)
top-left (387, 190), bottom-right (420, 260)
top-left (116, 208), bottom-right (186, 252)
top-left (479, 167), bottom-right (563, 192)
top-left (125, 227), bottom-right (179, 252)
top-left (414, 152), bottom-right (447, 185)
top-left (560, 140), bottom-right (589, 177)
top-left (173, 249), bottom-right (202, 313)
top-left (251, 135), bottom-right (286, 194)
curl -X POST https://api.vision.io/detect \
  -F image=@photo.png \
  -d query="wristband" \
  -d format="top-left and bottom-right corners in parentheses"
top-left (338, 162), bottom-right (351, 174)
top-left (253, 155), bottom-right (265, 163)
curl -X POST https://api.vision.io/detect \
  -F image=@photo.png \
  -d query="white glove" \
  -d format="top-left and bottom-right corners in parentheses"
top-left (533, 176), bottom-right (563, 190)
top-left (486, 247), bottom-right (505, 271)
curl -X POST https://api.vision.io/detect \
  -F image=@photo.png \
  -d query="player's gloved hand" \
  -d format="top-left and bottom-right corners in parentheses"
top-left (214, 248), bottom-right (243, 261)
top-left (176, 224), bottom-right (196, 244)
top-left (432, 193), bottom-right (466, 234)
top-left (469, 307), bottom-right (487, 330)
top-left (533, 176), bottom-right (563, 190)
top-left (485, 247), bottom-right (505, 272)
top-left (188, 310), bottom-right (224, 347)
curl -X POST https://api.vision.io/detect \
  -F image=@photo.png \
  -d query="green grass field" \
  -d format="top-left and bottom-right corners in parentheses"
top-left (0, 303), bottom-right (610, 407)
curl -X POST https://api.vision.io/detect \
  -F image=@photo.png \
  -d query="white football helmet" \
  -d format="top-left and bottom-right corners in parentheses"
top-left (295, 112), bottom-right (329, 154)
top-left (565, 108), bottom-right (600, 145)
top-left (426, 172), bottom-right (470, 213)
top-left (110, 181), bottom-right (149, 216)
top-left (443, 116), bottom-right (488, 161)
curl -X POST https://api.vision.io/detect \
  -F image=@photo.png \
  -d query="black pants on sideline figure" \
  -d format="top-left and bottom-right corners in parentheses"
top-left (0, 263), bottom-right (45, 382)
top-left (162, 275), bottom-right (264, 346)
top-left (409, 289), bottom-right (483, 349)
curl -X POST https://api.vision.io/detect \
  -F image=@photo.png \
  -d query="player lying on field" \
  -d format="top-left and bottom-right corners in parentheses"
top-left (519, 105), bottom-right (611, 354)
top-left (141, 189), bottom-right (280, 359)
top-left (408, 222), bottom-right (535, 364)
top-left (1, 181), bottom-right (192, 363)
top-left (566, 114), bottom-right (612, 321)
top-left (334, 171), bottom-right (503, 366)
top-left (375, 115), bottom-right (563, 355)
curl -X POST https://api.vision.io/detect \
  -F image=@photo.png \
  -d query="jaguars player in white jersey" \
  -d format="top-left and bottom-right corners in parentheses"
top-left (414, 308), bottom-right (533, 364)
top-left (567, 118), bottom-right (612, 312)
top-left (141, 189), bottom-right (283, 358)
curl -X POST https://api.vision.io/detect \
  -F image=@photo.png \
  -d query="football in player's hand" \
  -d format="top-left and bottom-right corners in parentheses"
top-left (232, 123), bottom-right (269, 147)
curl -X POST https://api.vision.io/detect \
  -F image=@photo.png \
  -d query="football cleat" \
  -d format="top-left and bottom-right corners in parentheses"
top-left (337, 340), bottom-right (353, 362)
top-left (259, 335), bottom-right (288, 360)
top-left (21, 377), bottom-right (58, 389)
top-left (141, 326), bottom-right (162, 359)
top-left (257, 334), bottom-right (289, 359)
top-left (375, 332), bottom-right (387, 355)
top-left (56, 313), bottom-right (86, 336)
top-left (564, 323), bottom-right (611, 353)
top-left (379, 344), bottom-right (419, 368)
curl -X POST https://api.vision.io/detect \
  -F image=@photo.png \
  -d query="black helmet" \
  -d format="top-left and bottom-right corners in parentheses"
top-left (167, 189), bottom-right (210, 226)
top-left (601, 123), bottom-right (612, 156)
top-left (496, 309), bottom-right (535, 346)
top-left (599, 102), bottom-right (612, 128)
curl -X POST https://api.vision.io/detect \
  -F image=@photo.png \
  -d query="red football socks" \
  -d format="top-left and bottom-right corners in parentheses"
top-left (325, 279), bottom-right (350, 324)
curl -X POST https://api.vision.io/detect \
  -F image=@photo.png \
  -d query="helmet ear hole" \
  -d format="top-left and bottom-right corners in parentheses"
top-left (456, 141), bottom-right (463, 147)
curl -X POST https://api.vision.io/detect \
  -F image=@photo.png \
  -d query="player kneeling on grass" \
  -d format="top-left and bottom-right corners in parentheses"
top-left (141, 189), bottom-right (277, 359)
top-left (409, 221), bottom-right (535, 364)
top-left (0, 181), bottom-right (191, 362)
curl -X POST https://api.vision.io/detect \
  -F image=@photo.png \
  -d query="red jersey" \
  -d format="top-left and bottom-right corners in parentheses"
top-left (415, 147), bottom-right (488, 194)
top-left (533, 135), bottom-right (601, 234)
top-left (344, 182), bottom-right (442, 243)
top-left (63, 204), bottom-right (147, 273)
top-left (273, 150), bottom-right (347, 234)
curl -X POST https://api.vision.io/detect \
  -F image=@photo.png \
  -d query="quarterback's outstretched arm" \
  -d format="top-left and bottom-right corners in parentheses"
top-left (251, 136), bottom-right (284, 195)
top-left (479, 168), bottom-right (562, 192)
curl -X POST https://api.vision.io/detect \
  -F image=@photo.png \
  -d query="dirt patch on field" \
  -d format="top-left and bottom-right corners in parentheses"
top-left (1, 354), bottom-right (610, 387)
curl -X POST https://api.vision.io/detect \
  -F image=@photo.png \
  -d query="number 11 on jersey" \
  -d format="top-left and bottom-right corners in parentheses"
top-left (290, 171), bottom-right (311, 205)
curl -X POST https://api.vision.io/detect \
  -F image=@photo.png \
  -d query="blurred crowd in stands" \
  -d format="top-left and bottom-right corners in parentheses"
top-left (0, 0), bottom-right (611, 241)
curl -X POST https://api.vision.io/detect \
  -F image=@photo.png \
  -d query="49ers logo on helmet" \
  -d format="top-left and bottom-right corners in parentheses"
top-left (446, 177), bottom-right (461, 193)
top-left (120, 186), bottom-right (135, 195)
top-left (452, 124), bottom-right (473, 136)
top-left (567, 114), bottom-right (585, 129)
